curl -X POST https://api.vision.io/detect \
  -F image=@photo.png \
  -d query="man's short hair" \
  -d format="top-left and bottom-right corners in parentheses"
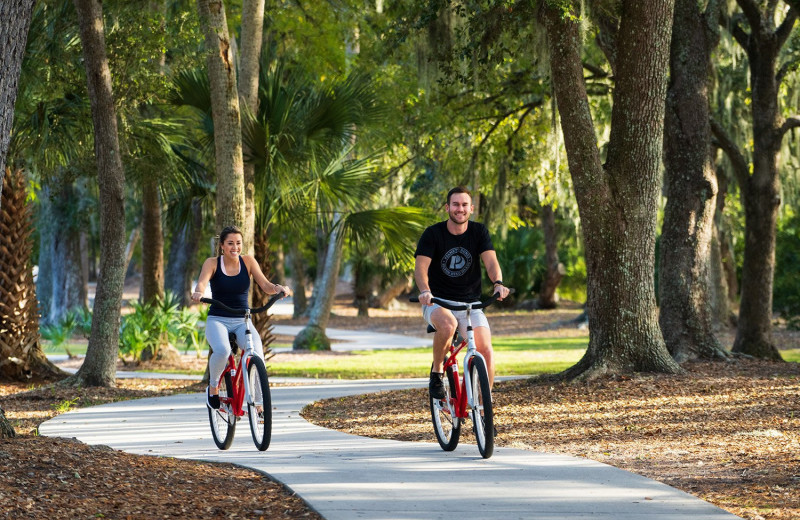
top-left (447, 186), bottom-right (472, 204)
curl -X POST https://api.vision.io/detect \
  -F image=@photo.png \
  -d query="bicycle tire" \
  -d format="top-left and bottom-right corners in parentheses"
top-left (430, 365), bottom-right (461, 451)
top-left (247, 356), bottom-right (272, 451)
top-left (469, 356), bottom-right (494, 459)
top-left (208, 371), bottom-right (236, 450)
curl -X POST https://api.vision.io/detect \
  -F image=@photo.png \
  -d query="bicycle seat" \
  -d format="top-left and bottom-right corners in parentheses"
top-left (427, 324), bottom-right (436, 333)
top-left (228, 332), bottom-right (239, 354)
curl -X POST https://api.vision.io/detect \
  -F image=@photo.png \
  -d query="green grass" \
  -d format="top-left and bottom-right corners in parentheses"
top-left (42, 342), bottom-right (88, 356)
top-left (267, 336), bottom-right (589, 379)
top-left (782, 349), bottom-right (800, 363)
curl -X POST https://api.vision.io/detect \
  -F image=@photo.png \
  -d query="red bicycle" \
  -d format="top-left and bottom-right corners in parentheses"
top-left (410, 293), bottom-right (504, 459)
top-left (200, 292), bottom-right (283, 451)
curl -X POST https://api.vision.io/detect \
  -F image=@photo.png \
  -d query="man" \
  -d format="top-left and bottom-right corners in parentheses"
top-left (414, 186), bottom-right (510, 399)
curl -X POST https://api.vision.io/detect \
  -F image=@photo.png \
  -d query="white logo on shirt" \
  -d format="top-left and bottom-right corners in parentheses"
top-left (441, 247), bottom-right (472, 277)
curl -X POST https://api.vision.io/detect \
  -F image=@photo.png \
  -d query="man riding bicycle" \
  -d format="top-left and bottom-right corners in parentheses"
top-left (414, 186), bottom-right (510, 400)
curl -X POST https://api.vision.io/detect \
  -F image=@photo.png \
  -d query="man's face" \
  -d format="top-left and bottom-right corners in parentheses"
top-left (447, 193), bottom-right (473, 224)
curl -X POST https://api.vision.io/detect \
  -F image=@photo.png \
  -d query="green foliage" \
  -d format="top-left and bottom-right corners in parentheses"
top-left (118, 293), bottom-right (201, 361)
top-left (774, 213), bottom-right (800, 326)
top-left (493, 226), bottom-right (543, 301)
top-left (40, 316), bottom-right (76, 353)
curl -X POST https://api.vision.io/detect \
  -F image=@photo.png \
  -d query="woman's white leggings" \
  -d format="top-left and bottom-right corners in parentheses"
top-left (205, 315), bottom-right (265, 386)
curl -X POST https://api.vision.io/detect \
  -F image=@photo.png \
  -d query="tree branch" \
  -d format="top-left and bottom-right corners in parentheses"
top-left (779, 116), bottom-right (800, 138)
top-left (736, 0), bottom-right (764, 32)
top-left (777, 57), bottom-right (800, 85)
top-left (775, 6), bottom-right (798, 48)
top-left (710, 117), bottom-right (749, 189)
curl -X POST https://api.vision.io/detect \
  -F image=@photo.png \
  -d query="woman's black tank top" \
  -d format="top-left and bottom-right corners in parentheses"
top-left (208, 256), bottom-right (250, 317)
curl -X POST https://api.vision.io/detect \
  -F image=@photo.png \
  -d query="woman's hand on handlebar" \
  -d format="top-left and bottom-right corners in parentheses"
top-left (191, 291), bottom-right (203, 303)
top-left (272, 284), bottom-right (292, 298)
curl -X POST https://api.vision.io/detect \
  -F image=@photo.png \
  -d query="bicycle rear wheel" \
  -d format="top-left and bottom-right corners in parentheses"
top-left (247, 356), bottom-right (272, 451)
top-left (469, 356), bottom-right (494, 458)
top-left (430, 366), bottom-right (461, 451)
top-left (208, 371), bottom-right (236, 450)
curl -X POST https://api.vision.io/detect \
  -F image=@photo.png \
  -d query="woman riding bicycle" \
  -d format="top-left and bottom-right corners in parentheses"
top-left (190, 225), bottom-right (292, 409)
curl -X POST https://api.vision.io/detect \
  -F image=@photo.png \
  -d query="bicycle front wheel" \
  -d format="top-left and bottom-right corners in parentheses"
top-left (247, 356), bottom-right (272, 451)
top-left (430, 366), bottom-right (461, 451)
top-left (208, 371), bottom-right (236, 450)
top-left (469, 356), bottom-right (494, 459)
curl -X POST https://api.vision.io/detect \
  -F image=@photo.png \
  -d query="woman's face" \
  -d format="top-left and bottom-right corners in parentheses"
top-left (221, 233), bottom-right (243, 258)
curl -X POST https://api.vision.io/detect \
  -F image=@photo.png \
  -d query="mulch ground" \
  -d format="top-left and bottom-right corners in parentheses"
top-left (1, 301), bottom-right (798, 520)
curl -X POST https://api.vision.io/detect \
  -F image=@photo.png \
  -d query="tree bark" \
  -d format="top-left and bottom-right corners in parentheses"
top-left (238, 0), bottom-right (265, 256)
top-left (537, 203), bottom-right (564, 309)
top-left (0, 0), bottom-right (35, 205)
top-left (165, 199), bottom-right (202, 306)
top-left (714, 2), bottom-right (797, 361)
top-left (72, 0), bottom-right (127, 387)
top-left (251, 227), bottom-right (276, 347)
top-left (141, 179), bottom-right (165, 304)
top-left (541, 0), bottom-right (681, 380)
top-left (659, 0), bottom-right (728, 362)
top-left (49, 181), bottom-right (88, 324)
top-left (709, 166), bottom-right (734, 327)
top-left (0, 168), bottom-right (67, 381)
top-left (197, 0), bottom-right (246, 233)
top-left (293, 215), bottom-right (342, 351)
top-left (289, 242), bottom-right (308, 318)
top-left (0, 404), bottom-right (14, 438)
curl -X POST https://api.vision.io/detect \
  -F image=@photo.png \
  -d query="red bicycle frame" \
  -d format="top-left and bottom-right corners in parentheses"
top-left (443, 337), bottom-right (470, 418)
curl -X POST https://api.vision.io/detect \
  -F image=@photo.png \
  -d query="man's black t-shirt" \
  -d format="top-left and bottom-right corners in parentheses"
top-left (415, 220), bottom-right (494, 301)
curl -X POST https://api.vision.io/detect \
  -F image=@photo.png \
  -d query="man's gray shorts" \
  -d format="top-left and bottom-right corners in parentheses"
top-left (422, 298), bottom-right (490, 338)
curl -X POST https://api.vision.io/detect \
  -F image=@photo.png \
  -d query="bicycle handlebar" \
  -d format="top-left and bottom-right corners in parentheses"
top-left (200, 292), bottom-right (285, 315)
top-left (409, 290), bottom-right (512, 311)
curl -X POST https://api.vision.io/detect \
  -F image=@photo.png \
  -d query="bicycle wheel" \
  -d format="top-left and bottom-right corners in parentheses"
top-left (469, 356), bottom-right (494, 459)
top-left (208, 371), bottom-right (236, 450)
top-left (430, 365), bottom-right (461, 451)
top-left (247, 356), bottom-right (272, 451)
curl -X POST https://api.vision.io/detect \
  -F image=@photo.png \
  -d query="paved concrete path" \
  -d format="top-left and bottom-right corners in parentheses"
top-left (40, 379), bottom-right (741, 520)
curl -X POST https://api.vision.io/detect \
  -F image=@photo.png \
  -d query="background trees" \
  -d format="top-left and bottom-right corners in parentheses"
top-left (1, 0), bottom-right (798, 387)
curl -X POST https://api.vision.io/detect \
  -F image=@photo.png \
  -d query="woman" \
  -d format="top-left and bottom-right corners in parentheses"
top-left (191, 226), bottom-right (291, 409)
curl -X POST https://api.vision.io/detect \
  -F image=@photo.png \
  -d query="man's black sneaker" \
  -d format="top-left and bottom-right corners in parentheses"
top-left (429, 372), bottom-right (446, 400)
top-left (206, 386), bottom-right (220, 409)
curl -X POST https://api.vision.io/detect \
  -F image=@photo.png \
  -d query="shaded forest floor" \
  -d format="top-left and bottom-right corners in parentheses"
top-left (1, 300), bottom-right (798, 519)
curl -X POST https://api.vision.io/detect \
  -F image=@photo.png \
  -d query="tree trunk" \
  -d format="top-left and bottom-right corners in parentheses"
top-left (238, 0), bottom-right (265, 256)
top-left (72, 0), bottom-right (127, 387)
top-left (141, 179), bottom-right (164, 304)
top-left (165, 199), bottom-right (202, 306)
top-left (197, 0), bottom-right (246, 232)
top-left (370, 275), bottom-right (411, 309)
top-left (720, 2), bottom-right (797, 361)
top-left (0, 168), bottom-right (67, 381)
top-left (659, 0), bottom-right (727, 362)
top-left (0, 404), bottom-right (14, 438)
top-left (537, 203), bottom-right (564, 309)
top-left (289, 242), bottom-right (308, 319)
top-left (251, 227), bottom-right (276, 347)
top-left (541, 0), bottom-right (681, 380)
top-left (49, 181), bottom-right (88, 324)
top-left (0, 0), bottom-right (35, 204)
top-left (709, 166), bottom-right (734, 327)
top-left (293, 215), bottom-right (342, 350)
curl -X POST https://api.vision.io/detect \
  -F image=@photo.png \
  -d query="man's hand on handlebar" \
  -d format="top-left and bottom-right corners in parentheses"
top-left (494, 284), bottom-right (510, 301)
top-left (418, 290), bottom-right (433, 306)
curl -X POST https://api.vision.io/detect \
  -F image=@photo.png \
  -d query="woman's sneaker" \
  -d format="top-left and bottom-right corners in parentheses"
top-left (206, 386), bottom-right (220, 409)
top-left (429, 372), bottom-right (446, 399)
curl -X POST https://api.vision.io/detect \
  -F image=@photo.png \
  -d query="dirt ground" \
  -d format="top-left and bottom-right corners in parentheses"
top-left (1, 300), bottom-right (799, 520)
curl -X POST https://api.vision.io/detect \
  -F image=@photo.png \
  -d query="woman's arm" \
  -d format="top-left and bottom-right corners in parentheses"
top-left (191, 257), bottom-right (217, 302)
top-left (243, 255), bottom-right (292, 296)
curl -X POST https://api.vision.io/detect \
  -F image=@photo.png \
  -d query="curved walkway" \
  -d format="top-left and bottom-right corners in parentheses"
top-left (40, 379), bottom-right (742, 520)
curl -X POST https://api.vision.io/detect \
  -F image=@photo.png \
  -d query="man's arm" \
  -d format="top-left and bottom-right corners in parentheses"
top-left (414, 255), bottom-right (434, 305)
top-left (481, 250), bottom-right (510, 300)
